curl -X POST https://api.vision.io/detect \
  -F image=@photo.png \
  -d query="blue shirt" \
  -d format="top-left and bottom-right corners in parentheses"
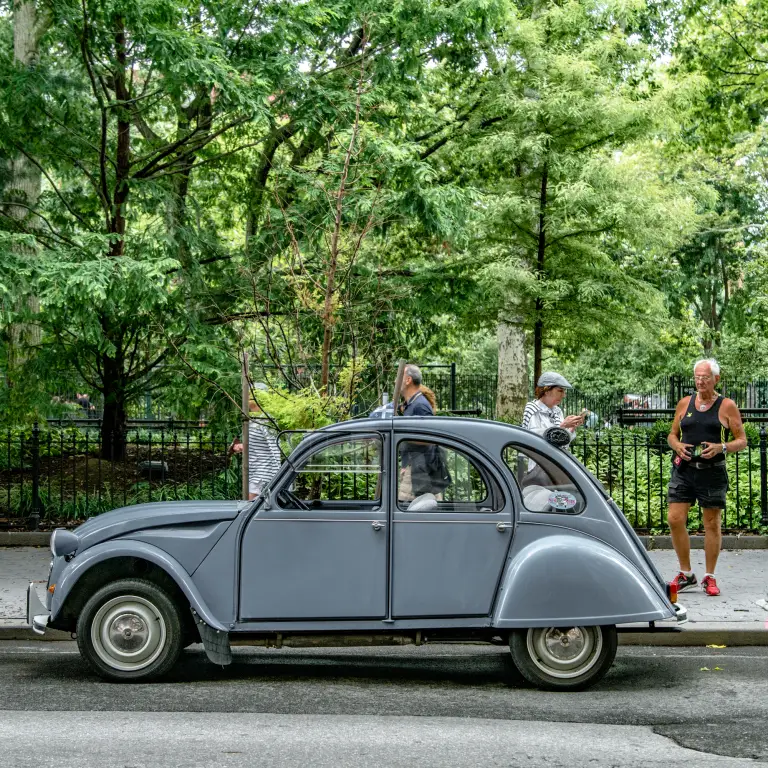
top-left (403, 391), bottom-right (434, 416)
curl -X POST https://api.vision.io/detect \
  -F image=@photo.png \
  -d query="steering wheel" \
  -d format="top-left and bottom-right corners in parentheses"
top-left (279, 488), bottom-right (310, 511)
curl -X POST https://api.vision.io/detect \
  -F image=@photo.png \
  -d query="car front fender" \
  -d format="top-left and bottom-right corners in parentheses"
top-left (50, 539), bottom-right (228, 631)
top-left (492, 530), bottom-right (672, 628)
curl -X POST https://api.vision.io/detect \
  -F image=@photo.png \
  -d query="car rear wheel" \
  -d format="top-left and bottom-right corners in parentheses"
top-left (76, 578), bottom-right (184, 682)
top-left (509, 625), bottom-right (617, 691)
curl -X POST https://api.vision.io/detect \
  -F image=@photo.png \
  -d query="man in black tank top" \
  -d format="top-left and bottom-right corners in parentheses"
top-left (667, 360), bottom-right (746, 597)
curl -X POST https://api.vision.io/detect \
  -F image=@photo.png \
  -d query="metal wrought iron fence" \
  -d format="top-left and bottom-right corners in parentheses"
top-left (421, 365), bottom-right (497, 418)
top-left (4, 422), bottom-right (768, 534)
top-left (0, 424), bottom-right (241, 530)
top-left (571, 430), bottom-right (768, 533)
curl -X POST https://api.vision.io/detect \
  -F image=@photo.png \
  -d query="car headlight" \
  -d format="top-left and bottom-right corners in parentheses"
top-left (50, 529), bottom-right (79, 558)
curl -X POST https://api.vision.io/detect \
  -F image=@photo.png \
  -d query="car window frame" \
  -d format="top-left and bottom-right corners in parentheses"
top-left (394, 434), bottom-right (506, 514)
top-left (273, 433), bottom-right (386, 510)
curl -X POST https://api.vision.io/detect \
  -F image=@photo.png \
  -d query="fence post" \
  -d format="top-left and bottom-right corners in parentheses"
top-left (450, 362), bottom-right (457, 412)
top-left (761, 428), bottom-right (768, 527)
top-left (668, 375), bottom-right (677, 408)
top-left (31, 422), bottom-right (41, 531)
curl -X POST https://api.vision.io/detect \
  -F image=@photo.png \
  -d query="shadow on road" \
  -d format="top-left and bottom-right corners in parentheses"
top-left (169, 648), bottom-right (528, 687)
top-left (2, 645), bottom-right (694, 693)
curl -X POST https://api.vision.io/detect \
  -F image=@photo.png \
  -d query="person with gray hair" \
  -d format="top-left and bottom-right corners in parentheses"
top-left (667, 359), bottom-right (746, 596)
top-left (397, 363), bottom-right (436, 502)
top-left (399, 364), bottom-right (434, 416)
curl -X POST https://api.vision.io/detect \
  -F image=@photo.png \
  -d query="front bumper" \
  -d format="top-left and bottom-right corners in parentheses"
top-left (26, 583), bottom-right (50, 635)
top-left (674, 602), bottom-right (688, 625)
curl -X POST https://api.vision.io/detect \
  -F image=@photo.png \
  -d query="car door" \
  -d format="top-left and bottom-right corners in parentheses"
top-left (239, 434), bottom-right (388, 620)
top-left (391, 434), bottom-right (512, 618)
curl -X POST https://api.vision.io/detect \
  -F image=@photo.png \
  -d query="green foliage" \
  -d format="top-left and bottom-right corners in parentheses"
top-left (408, 0), bottom-right (701, 385)
top-left (3, 0), bottom-right (768, 437)
top-left (574, 428), bottom-right (767, 533)
top-left (257, 389), bottom-right (350, 431)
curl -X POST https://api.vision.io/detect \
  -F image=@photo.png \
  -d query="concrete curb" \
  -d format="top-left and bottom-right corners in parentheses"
top-left (3, 532), bottom-right (768, 549)
top-left (642, 535), bottom-right (768, 550)
top-left (619, 624), bottom-right (768, 646)
top-left (0, 532), bottom-right (51, 547)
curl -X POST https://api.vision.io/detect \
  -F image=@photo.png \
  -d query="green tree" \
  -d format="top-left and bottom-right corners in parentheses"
top-left (408, 0), bottom-right (698, 417)
top-left (0, 0), bottom-right (507, 451)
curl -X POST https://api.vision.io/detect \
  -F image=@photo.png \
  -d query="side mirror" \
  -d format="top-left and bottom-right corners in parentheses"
top-left (260, 488), bottom-right (273, 509)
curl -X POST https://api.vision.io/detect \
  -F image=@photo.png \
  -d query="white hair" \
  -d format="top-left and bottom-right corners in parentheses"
top-left (693, 359), bottom-right (720, 377)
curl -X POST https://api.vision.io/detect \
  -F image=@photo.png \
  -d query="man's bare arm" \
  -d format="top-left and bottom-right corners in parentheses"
top-left (724, 400), bottom-right (747, 453)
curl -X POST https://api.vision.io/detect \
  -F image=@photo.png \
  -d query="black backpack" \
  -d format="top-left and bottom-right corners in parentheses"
top-left (424, 445), bottom-right (452, 492)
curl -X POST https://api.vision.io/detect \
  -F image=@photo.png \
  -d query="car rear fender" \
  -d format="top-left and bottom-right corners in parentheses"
top-left (51, 540), bottom-right (228, 631)
top-left (492, 528), bottom-right (673, 628)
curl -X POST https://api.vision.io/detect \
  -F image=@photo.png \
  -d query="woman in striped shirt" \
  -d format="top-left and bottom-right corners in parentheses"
top-left (522, 372), bottom-right (585, 440)
top-left (228, 393), bottom-right (282, 500)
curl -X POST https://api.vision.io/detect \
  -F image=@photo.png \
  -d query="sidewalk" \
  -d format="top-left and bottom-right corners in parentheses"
top-left (1, 547), bottom-right (767, 644)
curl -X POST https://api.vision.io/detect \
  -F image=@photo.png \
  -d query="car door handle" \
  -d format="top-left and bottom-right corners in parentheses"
top-left (372, 521), bottom-right (385, 531)
top-left (496, 522), bottom-right (510, 532)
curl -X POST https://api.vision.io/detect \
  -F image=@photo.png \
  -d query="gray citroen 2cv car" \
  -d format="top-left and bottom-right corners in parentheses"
top-left (28, 417), bottom-right (685, 691)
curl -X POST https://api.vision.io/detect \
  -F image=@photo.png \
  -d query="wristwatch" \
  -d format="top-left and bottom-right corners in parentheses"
top-left (722, 442), bottom-right (727, 454)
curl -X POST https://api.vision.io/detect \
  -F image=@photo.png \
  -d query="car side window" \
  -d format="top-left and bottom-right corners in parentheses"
top-left (277, 437), bottom-right (382, 508)
top-left (397, 440), bottom-right (502, 512)
top-left (502, 444), bottom-right (585, 514)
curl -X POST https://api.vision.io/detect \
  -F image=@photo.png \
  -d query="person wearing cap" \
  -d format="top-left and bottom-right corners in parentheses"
top-left (522, 372), bottom-right (585, 439)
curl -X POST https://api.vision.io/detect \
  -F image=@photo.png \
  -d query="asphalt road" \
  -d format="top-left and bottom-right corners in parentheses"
top-left (2, 642), bottom-right (767, 766)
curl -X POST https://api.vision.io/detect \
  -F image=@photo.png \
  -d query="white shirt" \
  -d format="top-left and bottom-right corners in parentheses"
top-left (247, 418), bottom-right (281, 485)
top-left (521, 400), bottom-right (576, 442)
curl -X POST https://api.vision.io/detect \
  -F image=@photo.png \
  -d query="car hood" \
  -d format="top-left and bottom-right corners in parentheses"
top-left (72, 500), bottom-right (248, 551)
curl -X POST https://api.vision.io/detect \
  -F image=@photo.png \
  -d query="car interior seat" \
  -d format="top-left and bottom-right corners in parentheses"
top-left (522, 484), bottom-right (552, 512)
top-left (407, 492), bottom-right (439, 511)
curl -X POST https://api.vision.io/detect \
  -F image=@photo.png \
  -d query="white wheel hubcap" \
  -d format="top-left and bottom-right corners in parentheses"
top-left (526, 626), bottom-right (603, 679)
top-left (91, 595), bottom-right (166, 672)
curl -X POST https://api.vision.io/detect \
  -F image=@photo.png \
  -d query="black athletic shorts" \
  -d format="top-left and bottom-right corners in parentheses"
top-left (667, 462), bottom-right (729, 509)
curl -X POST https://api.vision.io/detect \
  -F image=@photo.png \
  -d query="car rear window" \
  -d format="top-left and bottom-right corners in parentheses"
top-left (502, 444), bottom-right (585, 515)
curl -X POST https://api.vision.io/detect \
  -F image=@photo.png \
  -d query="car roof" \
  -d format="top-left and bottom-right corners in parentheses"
top-left (313, 416), bottom-right (565, 459)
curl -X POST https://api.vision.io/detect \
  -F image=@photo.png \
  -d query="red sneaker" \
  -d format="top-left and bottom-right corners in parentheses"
top-left (702, 575), bottom-right (720, 596)
top-left (673, 571), bottom-right (698, 592)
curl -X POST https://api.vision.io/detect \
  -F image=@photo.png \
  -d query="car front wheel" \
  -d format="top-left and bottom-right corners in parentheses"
top-left (509, 625), bottom-right (617, 691)
top-left (76, 578), bottom-right (184, 682)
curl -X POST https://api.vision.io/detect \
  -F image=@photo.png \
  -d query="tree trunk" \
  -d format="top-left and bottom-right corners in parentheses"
top-left (100, 395), bottom-right (128, 462)
top-left (496, 313), bottom-right (528, 422)
top-left (100, 358), bottom-right (127, 460)
top-left (97, 15), bottom-right (131, 458)
top-left (5, 0), bottom-right (46, 373)
top-left (109, 16), bottom-right (130, 258)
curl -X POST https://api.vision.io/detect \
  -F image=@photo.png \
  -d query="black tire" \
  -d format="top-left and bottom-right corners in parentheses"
top-left (509, 625), bottom-right (617, 691)
top-left (76, 578), bottom-right (184, 682)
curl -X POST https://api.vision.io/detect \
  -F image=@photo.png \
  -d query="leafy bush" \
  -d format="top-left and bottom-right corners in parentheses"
top-left (573, 427), bottom-right (767, 533)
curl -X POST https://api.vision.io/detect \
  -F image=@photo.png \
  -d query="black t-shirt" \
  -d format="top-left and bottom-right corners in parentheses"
top-left (678, 393), bottom-right (729, 465)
